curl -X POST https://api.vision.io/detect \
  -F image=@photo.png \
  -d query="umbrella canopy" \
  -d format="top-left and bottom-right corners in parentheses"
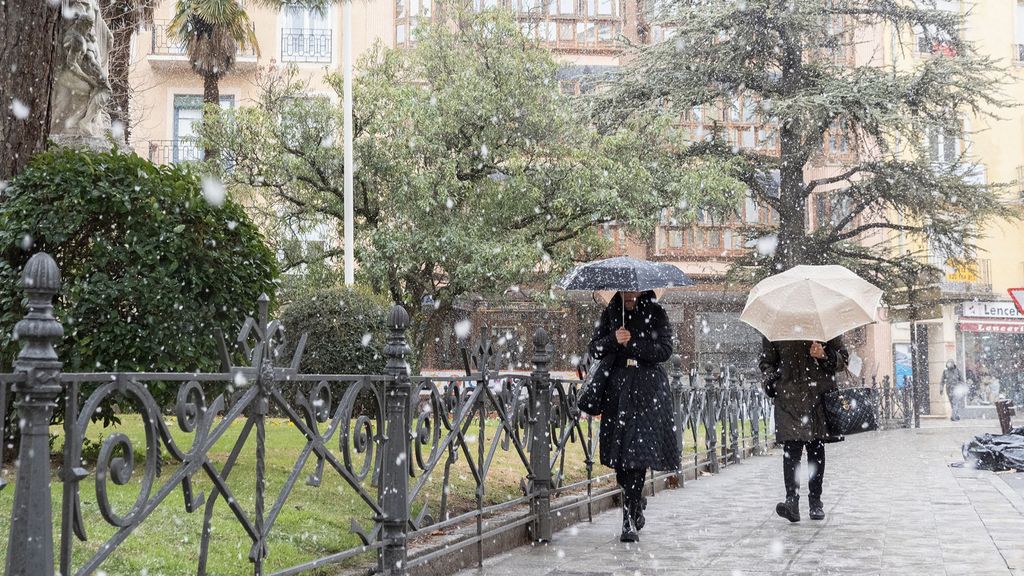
top-left (740, 265), bottom-right (883, 342)
top-left (557, 256), bottom-right (694, 292)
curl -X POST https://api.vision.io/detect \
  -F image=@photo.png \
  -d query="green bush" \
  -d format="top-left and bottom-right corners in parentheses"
top-left (280, 285), bottom-right (394, 375)
top-left (0, 147), bottom-right (277, 409)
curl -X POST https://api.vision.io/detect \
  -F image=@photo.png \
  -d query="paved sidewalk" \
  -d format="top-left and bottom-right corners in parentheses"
top-left (455, 420), bottom-right (1024, 576)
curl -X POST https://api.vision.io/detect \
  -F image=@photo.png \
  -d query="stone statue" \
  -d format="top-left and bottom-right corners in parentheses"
top-left (50, 0), bottom-right (115, 142)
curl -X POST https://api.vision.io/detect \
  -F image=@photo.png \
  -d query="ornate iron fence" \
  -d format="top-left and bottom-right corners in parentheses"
top-left (875, 375), bottom-right (913, 429)
top-left (0, 252), bottom-right (773, 576)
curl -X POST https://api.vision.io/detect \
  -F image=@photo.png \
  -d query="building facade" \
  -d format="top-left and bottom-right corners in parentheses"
top-left (125, 0), bottom-right (1024, 387)
top-left (880, 1), bottom-right (1024, 416)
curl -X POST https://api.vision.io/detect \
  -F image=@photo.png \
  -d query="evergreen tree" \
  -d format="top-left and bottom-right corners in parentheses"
top-left (595, 0), bottom-right (1013, 289)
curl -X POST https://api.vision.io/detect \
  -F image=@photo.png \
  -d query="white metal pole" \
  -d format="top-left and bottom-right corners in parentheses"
top-left (343, 0), bottom-right (354, 286)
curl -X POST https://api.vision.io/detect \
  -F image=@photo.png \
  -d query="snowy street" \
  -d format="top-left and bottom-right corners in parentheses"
top-left (455, 420), bottom-right (1024, 576)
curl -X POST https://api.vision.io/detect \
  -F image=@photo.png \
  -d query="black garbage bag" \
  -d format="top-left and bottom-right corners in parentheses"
top-left (962, 426), bottom-right (1024, 471)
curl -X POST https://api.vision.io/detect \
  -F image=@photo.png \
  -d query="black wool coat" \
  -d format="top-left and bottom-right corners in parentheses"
top-left (588, 292), bottom-right (681, 472)
top-left (759, 337), bottom-right (849, 443)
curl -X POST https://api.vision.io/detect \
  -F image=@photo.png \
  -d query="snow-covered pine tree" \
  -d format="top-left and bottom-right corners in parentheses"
top-left (595, 0), bottom-right (1014, 289)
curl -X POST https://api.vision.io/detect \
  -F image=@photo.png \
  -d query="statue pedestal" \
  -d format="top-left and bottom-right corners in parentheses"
top-left (49, 133), bottom-right (127, 154)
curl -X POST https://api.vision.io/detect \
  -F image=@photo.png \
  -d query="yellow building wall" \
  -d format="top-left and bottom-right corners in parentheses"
top-left (880, 2), bottom-right (1024, 416)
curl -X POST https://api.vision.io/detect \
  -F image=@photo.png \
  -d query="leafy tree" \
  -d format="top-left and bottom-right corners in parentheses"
top-left (595, 0), bottom-right (1013, 289)
top-left (200, 8), bottom-right (742, 355)
top-left (0, 148), bottom-right (277, 397)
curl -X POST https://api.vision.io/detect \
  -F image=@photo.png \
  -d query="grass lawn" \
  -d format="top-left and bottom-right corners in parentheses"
top-left (0, 412), bottom-right (769, 575)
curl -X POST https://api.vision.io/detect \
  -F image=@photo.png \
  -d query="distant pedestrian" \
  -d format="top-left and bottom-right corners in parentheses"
top-left (941, 360), bottom-right (966, 421)
top-left (760, 337), bottom-right (849, 523)
top-left (588, 290), bottom-right (679, 543)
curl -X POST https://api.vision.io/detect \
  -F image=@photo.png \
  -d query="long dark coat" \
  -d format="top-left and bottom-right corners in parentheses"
top-left (588, 291), bottom-right (680, 471)
top-left (759, 337), bottom-right (849, 443)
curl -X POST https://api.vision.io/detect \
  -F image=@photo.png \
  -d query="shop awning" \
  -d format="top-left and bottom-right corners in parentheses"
top-left (959, 320), bottom-right (1024, 333)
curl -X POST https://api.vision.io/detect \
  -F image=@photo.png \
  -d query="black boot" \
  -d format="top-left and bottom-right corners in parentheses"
top-left (808, 497), bottom-right (825, 520)
top-left (630, 496), bottom-right (646, 532)
top-left (620, 505), bottom-right (639, 542)
top-left (775, 497), bottom-right (800, 523)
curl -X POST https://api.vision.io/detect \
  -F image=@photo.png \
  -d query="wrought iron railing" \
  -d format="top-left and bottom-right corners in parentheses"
top-left (147, 139), bottom-right (203, 164)
top-left (281, 28), bottom-right (332, 63)
top-left (150, 20), bottom-right (257, 58)
top-left (150, 20), bottom-right (187, 56)
top-left (0, 252), bottom-right (773, 575)
top-left (873, 375), bottom-right (913, 429)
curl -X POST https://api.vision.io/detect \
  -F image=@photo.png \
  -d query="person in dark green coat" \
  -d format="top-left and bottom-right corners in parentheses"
top-left (760, 336), bottom-right (849, 522)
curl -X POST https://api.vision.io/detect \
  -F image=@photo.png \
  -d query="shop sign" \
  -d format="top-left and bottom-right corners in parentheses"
top-left (947, 261), bottom-right (979, 282)
top-left (961, 301), bottom-right (1024, 319)
top-left (959, 321), bottom-right (1024, 334)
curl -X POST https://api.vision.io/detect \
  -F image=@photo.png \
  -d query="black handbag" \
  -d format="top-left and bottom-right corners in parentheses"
top-left (822, 387), bottom-right (878, 436)
top-left (578, 356), bottom-right (612, 416)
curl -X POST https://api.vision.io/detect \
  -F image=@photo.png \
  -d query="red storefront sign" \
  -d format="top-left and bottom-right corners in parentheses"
top-left (958, 320), bottom-right (1024, 334)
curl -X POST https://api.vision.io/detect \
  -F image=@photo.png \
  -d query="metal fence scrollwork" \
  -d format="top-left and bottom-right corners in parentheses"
top-left (0, 252), bottom-right (776, 576)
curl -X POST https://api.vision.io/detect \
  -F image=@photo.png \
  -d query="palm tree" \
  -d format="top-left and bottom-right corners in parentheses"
top-left (168, 0), bottom-right (258, 158)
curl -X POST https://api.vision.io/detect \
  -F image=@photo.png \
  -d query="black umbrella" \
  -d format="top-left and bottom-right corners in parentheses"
top-left (557, 256), bottom-right (694, 324)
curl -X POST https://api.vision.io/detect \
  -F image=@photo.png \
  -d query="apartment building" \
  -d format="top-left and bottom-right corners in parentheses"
top-left (877, 1), bottom-right (1024, 416)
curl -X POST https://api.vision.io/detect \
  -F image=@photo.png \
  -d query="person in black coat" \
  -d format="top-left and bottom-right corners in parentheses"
top-left (759, 337), bottom-right (848, 522)
top-left (588, 290), bottom-right (680, 542)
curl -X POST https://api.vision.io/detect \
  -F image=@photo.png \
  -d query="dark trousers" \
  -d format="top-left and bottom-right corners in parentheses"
top-left (616, 468), bottom-right (647, 507)
top-left (782, 440), bottom-right (825, 501)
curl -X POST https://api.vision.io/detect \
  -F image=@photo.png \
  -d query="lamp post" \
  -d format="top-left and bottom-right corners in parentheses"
top-left (343, 0), bottom-right (354, 286)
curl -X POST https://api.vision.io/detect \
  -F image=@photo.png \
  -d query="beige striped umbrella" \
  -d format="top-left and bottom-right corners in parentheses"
top-left (740, 265), bottom-right (883, 342)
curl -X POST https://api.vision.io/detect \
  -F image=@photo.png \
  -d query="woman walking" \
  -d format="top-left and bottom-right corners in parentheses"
top-left (760, 337), bottom-right (849, 522)
top-left (588, 290), bottom-right (680, 542)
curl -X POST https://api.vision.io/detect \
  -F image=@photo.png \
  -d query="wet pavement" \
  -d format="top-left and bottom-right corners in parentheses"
top-left (454, 419), bottom-right (1024, 576)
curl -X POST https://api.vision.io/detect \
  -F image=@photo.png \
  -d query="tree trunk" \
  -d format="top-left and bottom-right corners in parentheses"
top-left (774, 37), bottom-right (807, 270)
top-left (105, 9), bottom-right (138, 143)
top-left (203, 73), bottom-right (219, 161)
top-left (0, 0), bottom-right (61, 183)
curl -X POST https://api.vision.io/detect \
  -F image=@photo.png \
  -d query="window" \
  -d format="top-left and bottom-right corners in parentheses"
top-left (522, 0), bottom-right (621, 49)
top-left (669, 229), bottom-right (683, 247)
top-left (282, 4), bottom-right (331, 63)
top-left (521, 0), bottom-right (541, 12)
top-left (1016, 2), bottom-right (1024, 61)
top-left (821, 118), bottom-right (851, 155)
top-left (171, 95), bottom-right (234, 163)
top-left (588, 0), bottom-right (616, 17)
top-left (917, 0), bottom-right (958, 56)
top-left (743, 194), bottom-right (758, 223)
top-left (928, 125), bottom-right (959, 164)
top-left (279, 217), bottom-right (335, 275)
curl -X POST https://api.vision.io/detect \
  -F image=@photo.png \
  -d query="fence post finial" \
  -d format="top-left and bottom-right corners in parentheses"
top-left (381, 304), bottom-right (411, 575)
top-left (529, 327), bottom-right (553, 542)
top-left (6, 252), bottom-right (64, 576)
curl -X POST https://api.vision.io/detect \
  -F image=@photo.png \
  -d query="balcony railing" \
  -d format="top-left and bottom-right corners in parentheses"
top-left (927, 255), bottom-right (992, 296)
top-left (147, 139), bottom-right (203, 165)
top-left (281, 28), bottom-right (332, 63)
top-left (150, 20), bottom-right (257, 58)
top-left (150, 21), bottom-right (187, 56)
